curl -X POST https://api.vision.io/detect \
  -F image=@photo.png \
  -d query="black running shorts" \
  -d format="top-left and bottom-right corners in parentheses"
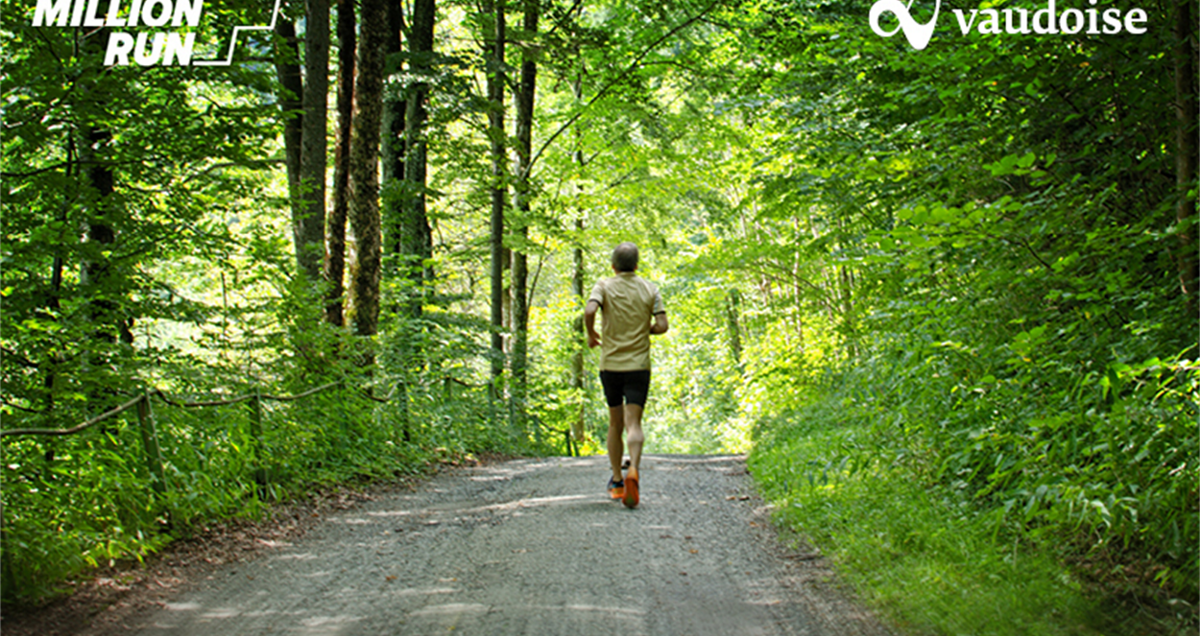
top-left (599, 370), bottom-right (652, 408)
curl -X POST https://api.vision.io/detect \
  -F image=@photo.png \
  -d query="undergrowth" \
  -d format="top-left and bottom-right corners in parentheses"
top-left (749, 360), bottom-right (1199, 636)
top-left (0, 368), bottom-right (555, 604)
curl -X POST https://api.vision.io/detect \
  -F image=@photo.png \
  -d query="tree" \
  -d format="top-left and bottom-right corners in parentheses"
top-left (297, 0), bottom-right (330, 284)
top-left (78, 30), bottom-right (129, 353)
top-left (381, 0), bottom-right (406, 269)
top-left (400, 0), bottom-right (437, 315)
top-left (510, 0), bottom-right (539, 428)
top-left (486, 0), bottom-right (508, 390)
top-left (272, 0), bottom-right (328, 285)
top-left (347, 0), bottom-right (389, 342)
top-left (274, 16), bottom-right (304, 248)
top-left (1172, 0), bottom-right (1198, 322)
top-left (325, 0), bottom-right (356, 326)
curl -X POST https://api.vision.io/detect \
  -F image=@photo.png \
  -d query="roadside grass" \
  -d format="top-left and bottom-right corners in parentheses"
top-left (749, 403), bottom-right (1142, 636)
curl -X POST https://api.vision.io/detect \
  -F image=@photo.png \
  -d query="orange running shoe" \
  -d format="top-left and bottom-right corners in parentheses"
top-left (607, 477), bottom-right (624, 499)
top-left (623, 469), bottom-right (639, 509)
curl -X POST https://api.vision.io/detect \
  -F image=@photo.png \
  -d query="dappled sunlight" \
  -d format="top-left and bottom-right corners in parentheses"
top-left (467, 493), bottom-right (590, 513)
top-left (386, 586), bottom-right (460, 597)
top-left (410, 602), bottom-right (489, 617)
top-left (651, 454), bottom-right (746, 465)
top-left (270, 552), bottom-right (319, 562)
top-left (364, 509), bottom-right (414, 518)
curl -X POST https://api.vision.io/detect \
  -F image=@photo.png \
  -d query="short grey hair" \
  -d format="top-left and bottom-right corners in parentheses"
top-left (612, 242), bottom-right (639, 272)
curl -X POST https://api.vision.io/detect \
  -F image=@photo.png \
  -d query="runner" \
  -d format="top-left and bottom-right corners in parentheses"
top-left (583, 242), bottom-right (669, 508)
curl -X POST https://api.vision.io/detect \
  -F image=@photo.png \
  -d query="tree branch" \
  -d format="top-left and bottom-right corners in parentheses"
top-left (525, 0), bottom-right (722, 177)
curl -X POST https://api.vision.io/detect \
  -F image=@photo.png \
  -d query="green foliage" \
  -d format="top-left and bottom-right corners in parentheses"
top-left (1, 350), bottom-right (402, 601)
top-left (724, 0), bottom-right (1198, 616)
top-left (3, 0), bottom-right (1194, 621)
top-left (750, 395), bottom-right (1108, 636)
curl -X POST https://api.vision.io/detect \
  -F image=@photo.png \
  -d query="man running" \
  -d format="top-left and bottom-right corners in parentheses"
top-left (584, 242), bottom-right (669, 509)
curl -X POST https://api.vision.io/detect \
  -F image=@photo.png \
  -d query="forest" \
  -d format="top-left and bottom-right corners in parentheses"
top-left (1, 0), bottom-right (1197, 631)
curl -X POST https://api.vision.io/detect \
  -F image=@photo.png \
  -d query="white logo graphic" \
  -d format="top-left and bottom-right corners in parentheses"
top-left (30, 0), bottom-right (283, 66)
top-left (869, 0), bottom-right (941, 50)
top-left (868, 0), bottom-right (1149, 50)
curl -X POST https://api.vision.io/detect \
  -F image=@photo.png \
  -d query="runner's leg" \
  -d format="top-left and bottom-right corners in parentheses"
top-left (607, 406), bottom-right (625, 482)
top-left (624, 404), bottom-right (644, 475)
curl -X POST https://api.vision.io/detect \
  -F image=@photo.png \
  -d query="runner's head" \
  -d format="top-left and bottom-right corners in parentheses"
top-left (612, 242), bottom-right (639, 272)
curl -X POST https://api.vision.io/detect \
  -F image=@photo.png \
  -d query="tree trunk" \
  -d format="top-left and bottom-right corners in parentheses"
top-left (387, 0), bottom-right (421, 442)
top-left (381, 0), bottom-right (407, 262)
top-left (274, 19), bottom-right (303, 234)
top-left (77, 29), bottom-right (131, 415)
top-left (838, 263), bottom-right (857, 359)
top-left (571, 217), bottom-right (586, 444)
top-left (325, 0), bottom-right (355, 326)
top-left (726, 288), bottom-right (743, 366)
top-left (569, 44), bottom-right (586, 447)
top-left (1173, 0), bottom-right (1198, 322)
top-left (347, 0), bottom-right (388, 344)
top-left (511, 0), bottom-right (538, 430)
top-left (402, 0), bottom-right (436, 319)
top-left (79, 30), bottom-right (130, 347)
top-left (297, 0), bottom-right (330, 284)
top-left (486, 0), bottom-right (507, 387)
top-left (41, 137), bottom-right (74, 413)
top-left (80, 126), bottom-right (126, 344)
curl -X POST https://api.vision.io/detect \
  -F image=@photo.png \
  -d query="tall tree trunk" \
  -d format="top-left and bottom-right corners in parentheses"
top-left (485, 0), bottom-right (507, 388)
top-left (570, 216), bottom-right (586, 444)
top-left (274, 19), bottom-right (303, 232)
top-left (511, 0), bottom-right (538, 430)
top-left (79, 30), bottom-right (126, 346)
top-left (726, 288), bottom-right (743, 366)
top-left (838, 264), bottom-right (856, 359)
top-left (297, 0), bottom-right (330, 283)
top-left (78, 28), bottom-right (131, 414)
top-left (41, 137), bottom-right (74, 414)
top-left (569, 44), bottom-right (586, 447)
top-left (381, 1), bottom-right (407, 262)
top-left (347, 0), bottom-right (388, 346)
top-left (391, 0), bottom-right (434, 437)
top-left (325, 0), bottom-right (356, 326)
top-left (1173, 0), bottom-right (1197, 322)
top-left (402, 0), bottom-right (436, 318)
top-left (382, 0), bottom-right (414, 441)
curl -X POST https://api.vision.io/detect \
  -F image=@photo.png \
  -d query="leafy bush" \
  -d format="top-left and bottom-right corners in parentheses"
top-left (750, 340), bottom-right (1199, 631)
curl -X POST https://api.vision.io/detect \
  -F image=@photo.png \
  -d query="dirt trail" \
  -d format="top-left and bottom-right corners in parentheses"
top-left (121, 455), bottom-right (891, 635)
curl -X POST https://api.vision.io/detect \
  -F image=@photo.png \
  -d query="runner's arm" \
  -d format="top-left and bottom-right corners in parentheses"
top-left (584, 300), bottom-right (602, 347)
top-left (650, 312), bottom-right (668, 335)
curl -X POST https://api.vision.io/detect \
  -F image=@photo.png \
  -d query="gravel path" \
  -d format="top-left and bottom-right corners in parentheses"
top-left (126, 455), bottom-right (891, 636)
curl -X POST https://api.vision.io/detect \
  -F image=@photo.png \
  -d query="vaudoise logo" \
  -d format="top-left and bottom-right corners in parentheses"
top-left (869, 0), bottom-right (1149, 50)
top-left (30, 0), bottom-right (282, 66)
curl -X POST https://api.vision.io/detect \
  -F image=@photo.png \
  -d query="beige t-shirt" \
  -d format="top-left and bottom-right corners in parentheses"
top-left (589, 272), bottom-right (665, 371)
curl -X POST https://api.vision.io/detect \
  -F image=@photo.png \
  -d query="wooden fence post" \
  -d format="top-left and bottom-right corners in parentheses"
top-left (397, 379), bottom-right (412, 443)
top-left (136, 393), bottom-right (166, 493)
